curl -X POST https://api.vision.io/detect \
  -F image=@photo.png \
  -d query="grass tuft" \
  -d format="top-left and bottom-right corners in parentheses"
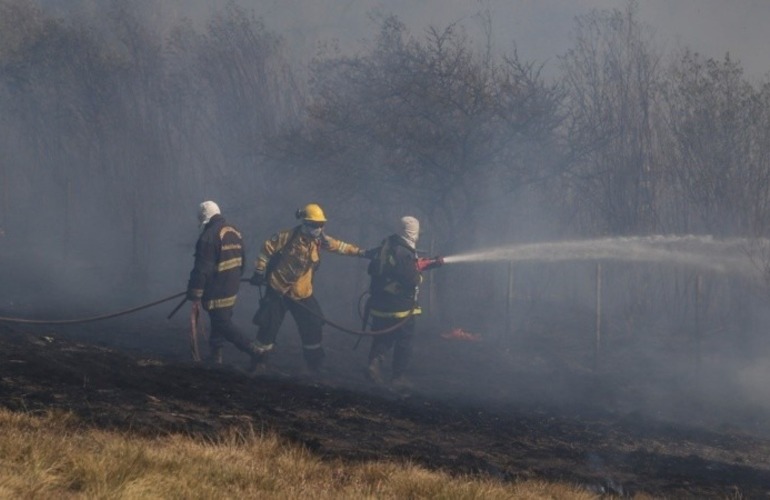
top-left (0, 408), bottom-right (614, 499)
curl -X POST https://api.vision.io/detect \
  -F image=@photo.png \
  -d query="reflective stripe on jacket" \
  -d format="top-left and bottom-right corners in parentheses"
top-left (369, 306), bottom-right (422, 318)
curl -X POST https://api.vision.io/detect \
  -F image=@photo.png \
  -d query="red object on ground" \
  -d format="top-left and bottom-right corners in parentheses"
top-left (440, 328), bottom-right (482, 342)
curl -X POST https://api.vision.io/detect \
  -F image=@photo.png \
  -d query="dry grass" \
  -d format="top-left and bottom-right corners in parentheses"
top-left (0, 408), bottom-right (612, 499)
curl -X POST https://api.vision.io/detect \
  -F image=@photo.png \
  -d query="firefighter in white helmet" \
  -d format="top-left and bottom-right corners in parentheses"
top-left (248, 203), bottom-right (370, 374)
top-left (187, 201), bottom-right (263, 365)
top-left (364, 216), bottom-right (442, 390)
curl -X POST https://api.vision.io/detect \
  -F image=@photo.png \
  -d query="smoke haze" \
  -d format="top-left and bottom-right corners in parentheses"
top-left (3, 0), bottom-right (770, 437)
top-left (147, 0), bottom-right (770, 78)
top-left (39, 0), bottom-right (770, 78)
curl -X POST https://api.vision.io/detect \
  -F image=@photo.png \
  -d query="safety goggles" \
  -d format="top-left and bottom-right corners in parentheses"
top-left (304, 221), bottom-right (325, 229)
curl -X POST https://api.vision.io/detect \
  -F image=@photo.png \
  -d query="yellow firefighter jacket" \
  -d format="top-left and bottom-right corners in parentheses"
top-left (255, 226), bottom-right (362, 300)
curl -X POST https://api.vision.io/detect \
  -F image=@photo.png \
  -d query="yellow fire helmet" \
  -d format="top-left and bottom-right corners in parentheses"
top-left (296, 203), bottom-right (327, 223)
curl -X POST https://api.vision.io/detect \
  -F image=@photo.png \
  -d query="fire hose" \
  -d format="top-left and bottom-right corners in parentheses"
top-left (242, 279), bottom-right (416, 338)
top-left (0, 287), bottom-right (408, 334)
top-left (0, 255), bottom-right (443, 354)
top-left (287, 288), bottom-right (416, 337)
top-left (243, 254), bottom-right (445, 339)
top-left (162, 279), bottom-right (414, 338)
top-left (0, 291), bottom-right (186, 325)
top-left (0, 284), bottom-right (410, 335)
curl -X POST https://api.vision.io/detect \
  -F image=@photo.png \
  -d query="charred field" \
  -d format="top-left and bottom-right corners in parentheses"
top-left (1, 306), bottom-right (769, 499)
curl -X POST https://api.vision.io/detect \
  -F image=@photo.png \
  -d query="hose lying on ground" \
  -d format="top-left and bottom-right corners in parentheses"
top-left (0, 292), bottom-right (186, 325)
top-left (0, 284), bottom-right (410, 337)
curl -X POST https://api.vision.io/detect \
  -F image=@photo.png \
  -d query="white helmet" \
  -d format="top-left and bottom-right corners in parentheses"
top-left (198, 201), bottom-right (220, 228)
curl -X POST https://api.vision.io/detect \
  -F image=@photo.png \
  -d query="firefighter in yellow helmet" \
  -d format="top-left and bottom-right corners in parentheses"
top-left (248, 203), bottom-right (370, 373)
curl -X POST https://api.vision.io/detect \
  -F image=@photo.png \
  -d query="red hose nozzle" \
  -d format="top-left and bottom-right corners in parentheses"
top-left (417, 256), bottom-right (444, 272)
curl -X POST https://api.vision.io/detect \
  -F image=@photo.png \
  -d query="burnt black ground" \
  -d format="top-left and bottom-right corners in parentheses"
top-left (1, 309), bottom-right (770, 498)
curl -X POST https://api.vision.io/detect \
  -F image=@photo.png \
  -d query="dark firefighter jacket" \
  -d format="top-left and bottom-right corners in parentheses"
top-left (254, 226), bottom-right (362, 300)
top-left (187, 214), bottom-right (245, 310)
top-left (367, 234), bottom-right (422, 318)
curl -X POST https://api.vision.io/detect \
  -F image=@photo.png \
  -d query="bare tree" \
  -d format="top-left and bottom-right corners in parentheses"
top-left (0, 1), bottom-right (304, 297)
top-left (279, 15), bottom-right (563, 252)
top-left (166, 3), bottom-right (303, 212)
top-left (268, 15), bottom-right (565, 325)
top-left (559, 0), bottom-right (663, 235)
top-left (662, 50), bottom-right (770, 236)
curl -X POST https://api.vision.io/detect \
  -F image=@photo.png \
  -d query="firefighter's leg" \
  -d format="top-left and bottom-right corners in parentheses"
top-left (367, 316), bottom-right (398, 383)
top-left (290, 295), bottom-right (325, 371)
top-left (254, 288), bottom-right (287, 355)
top-left (209, 307), bottom-right (259, 362)
top-left (391, 317), bottom-right (416, 382)
top-left (206, 310), bottom-right (226, 364)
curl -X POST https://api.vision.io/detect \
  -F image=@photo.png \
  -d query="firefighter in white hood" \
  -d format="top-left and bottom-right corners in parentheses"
top-left (364, 216), bottom-right (443, 389)
top-left (187, 201), bottom-right (263, 365)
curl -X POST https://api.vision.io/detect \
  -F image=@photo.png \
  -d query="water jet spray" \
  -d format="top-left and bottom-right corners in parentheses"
top-left (442, 235), bottom-right (759, 278)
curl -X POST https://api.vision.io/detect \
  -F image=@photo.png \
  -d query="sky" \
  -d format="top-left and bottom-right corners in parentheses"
top-left (44, 0), bottom-right (770, 79)
top-left (185, 0), bottom-right (770, 81)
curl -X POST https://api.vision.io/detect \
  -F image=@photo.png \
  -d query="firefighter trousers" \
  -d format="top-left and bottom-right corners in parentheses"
top-left (368, 316), bottom-right (415, 379)
top-left (207, 307), bottom-right (253, 354)
top-left (254, 287), bottom-right (325, 370)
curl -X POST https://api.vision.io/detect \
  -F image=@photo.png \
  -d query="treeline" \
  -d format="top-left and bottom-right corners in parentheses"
top-left (2, 0), bottom-right (770, 336)
top-left (0, 0), bottom-right (302, 291)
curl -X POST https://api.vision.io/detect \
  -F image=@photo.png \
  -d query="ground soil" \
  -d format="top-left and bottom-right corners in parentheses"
top-left (1, 307), bottom-right (769, 499)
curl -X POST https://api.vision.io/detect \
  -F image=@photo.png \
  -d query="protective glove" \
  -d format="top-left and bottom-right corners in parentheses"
top-left (360, 247), bottom-right (379, 260)
top-left (249, 271), bottom-right (266, 286)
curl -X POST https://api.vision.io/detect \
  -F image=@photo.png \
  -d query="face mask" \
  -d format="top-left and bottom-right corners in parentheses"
top-left (400, 216), bottom-right (419, 248)
top-left (302, 223), bottom-right (324, 238)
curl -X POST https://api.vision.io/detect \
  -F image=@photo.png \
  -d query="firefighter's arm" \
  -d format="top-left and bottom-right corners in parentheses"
top-left (321, 234), bottom-right (365, 257)
top-left (187, 237), bottom-right (217, 300)
top-left (254, 233), bottom-right (282, 273)
top-left (250, 233), bottom-right (281, 285)
top-left (361, 247), bottom-right (379, 260)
